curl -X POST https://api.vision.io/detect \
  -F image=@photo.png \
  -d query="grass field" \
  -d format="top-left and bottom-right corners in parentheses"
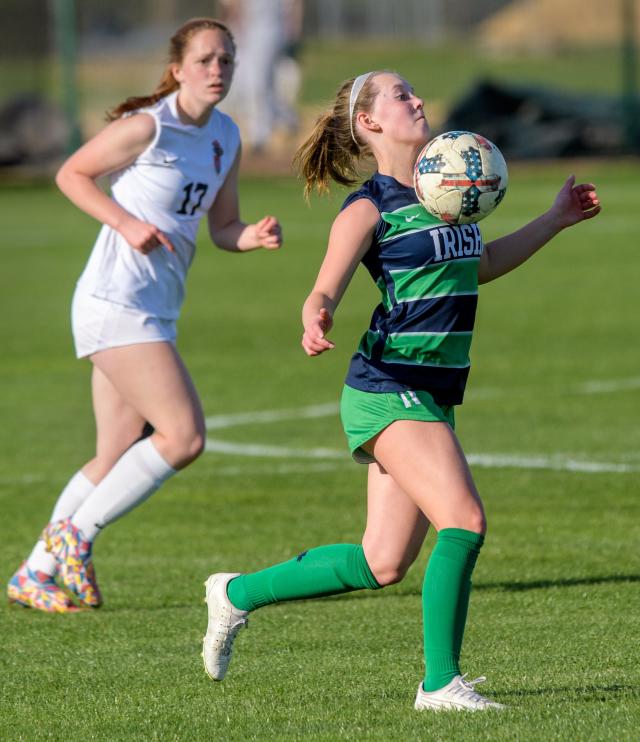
top-left (1, 160), bottom-right (639, 740)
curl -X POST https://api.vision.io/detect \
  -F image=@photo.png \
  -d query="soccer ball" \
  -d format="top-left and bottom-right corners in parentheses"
top-left (413, 131), bottom-right (508, 225)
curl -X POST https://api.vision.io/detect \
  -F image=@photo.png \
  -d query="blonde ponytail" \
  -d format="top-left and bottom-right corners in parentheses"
top-left (294, 74), bottom-right (380, 198)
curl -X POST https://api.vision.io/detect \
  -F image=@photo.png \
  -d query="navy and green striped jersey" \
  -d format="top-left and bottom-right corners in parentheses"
top-left (342, 172), bottom-right (483, 406)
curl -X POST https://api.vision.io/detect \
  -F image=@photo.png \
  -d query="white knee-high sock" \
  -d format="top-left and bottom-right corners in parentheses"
top-left (26, 471), bottom-right (96, 576)
top-left (51, 471), bottom-right (96, 522)
top-left (71, 438), bottom-right (175, 541)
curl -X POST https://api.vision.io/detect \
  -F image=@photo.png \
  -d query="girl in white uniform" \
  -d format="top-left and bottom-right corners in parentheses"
top-left (8, 17), bottom-right (282, 613)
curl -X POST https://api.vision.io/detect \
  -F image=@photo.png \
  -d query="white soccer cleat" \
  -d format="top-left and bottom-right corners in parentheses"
top-left (202, 572), bottom-right (248, 681)
top-left (414, 674), bottom-right (506, 711)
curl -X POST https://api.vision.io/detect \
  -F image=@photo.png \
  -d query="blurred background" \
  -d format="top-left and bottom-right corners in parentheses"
top-left (1, 0), bottom-right (638, 177)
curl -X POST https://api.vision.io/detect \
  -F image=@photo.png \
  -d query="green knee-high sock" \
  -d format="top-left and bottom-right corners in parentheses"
top-left (227, 544), bottom-right (381, 611)
top-left (422, 528), bottom-right (484, 692)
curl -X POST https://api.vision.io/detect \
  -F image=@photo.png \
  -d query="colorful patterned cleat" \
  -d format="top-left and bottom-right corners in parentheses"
top-left (43, 518), bottom-right (103, 608)
top-left (7, 561), bottom-right (80, 613)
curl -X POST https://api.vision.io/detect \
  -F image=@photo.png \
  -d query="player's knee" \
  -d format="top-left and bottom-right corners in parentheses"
top-left (182, 429), bottom-right (206, 464)
top-left (165, 428), bottom-right (205, 467)
top-left (449, 497), bottom-right (487, 535)
top-left (459, 509), bottom-right (487, 536)
top-left (368, 557), bottom-right (410, 587)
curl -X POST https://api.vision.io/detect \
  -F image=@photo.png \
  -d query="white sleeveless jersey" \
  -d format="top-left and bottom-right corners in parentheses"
top-left (76, 91), bottom-right (240, 319)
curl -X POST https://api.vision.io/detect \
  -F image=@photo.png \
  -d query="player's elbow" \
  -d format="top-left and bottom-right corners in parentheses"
top-left (208, 231), bottom-right (222, 250)
top-left (55, 162), bottom-right (72, 196)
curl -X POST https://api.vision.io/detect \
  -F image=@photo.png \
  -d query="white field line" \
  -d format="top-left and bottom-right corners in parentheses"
top-left (205, 402), bottom-right (339, 430)
top-left (205, 374), bottom-right (640, 433)
top-left (204, 437), bottom-right (639, 473)
top-left (466, 454), bottom-right (637, 474)
top-left (576, 377), bottom-right (640, 394)
top-left (205, 439), bottom-right (345, 459)
top-left (0, 474), bottom-right (50, 487)
top-left (204, 381), bottom-right (640, 473)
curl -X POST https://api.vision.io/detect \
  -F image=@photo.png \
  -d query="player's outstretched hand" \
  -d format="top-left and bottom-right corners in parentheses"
top-left (255, 215), bottom-right (283, 250)
top-left (302, 308), bottom-right (335, 357)
top-left (549, 175), bottom-right (601, 230)
top-left (119, 215), bottom-right (175, 254)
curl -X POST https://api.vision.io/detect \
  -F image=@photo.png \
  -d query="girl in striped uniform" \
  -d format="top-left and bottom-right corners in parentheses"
top-left (202, 71), bottom-right (600, 710)
top-left (8, 18), bottom-right (282, 614)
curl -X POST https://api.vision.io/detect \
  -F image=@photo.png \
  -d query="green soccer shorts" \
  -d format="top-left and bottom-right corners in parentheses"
top-left (340, 384), bottom-right (455, 464)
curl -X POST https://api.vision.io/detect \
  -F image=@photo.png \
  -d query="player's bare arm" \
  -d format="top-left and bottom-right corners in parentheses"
top-left (302, 199), bottom-right (379, 356)
top-left (56, 114), bottom-right (155, 226)
top-left (55, 114), bottom-right (175, 254)
top-left (208, 147), bottom-right (283, 252)
top-left (478, 176), bottom-right (600, 284)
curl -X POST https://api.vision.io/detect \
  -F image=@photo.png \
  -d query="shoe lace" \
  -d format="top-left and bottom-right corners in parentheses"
top-left (213, 605), bottom-right (248, 654)
top-left (453, 674), bottom-right (490, 703)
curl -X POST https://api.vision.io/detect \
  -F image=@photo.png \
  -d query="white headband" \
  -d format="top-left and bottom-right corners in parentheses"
top-left (349, 72), bottom-right (374, 145)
